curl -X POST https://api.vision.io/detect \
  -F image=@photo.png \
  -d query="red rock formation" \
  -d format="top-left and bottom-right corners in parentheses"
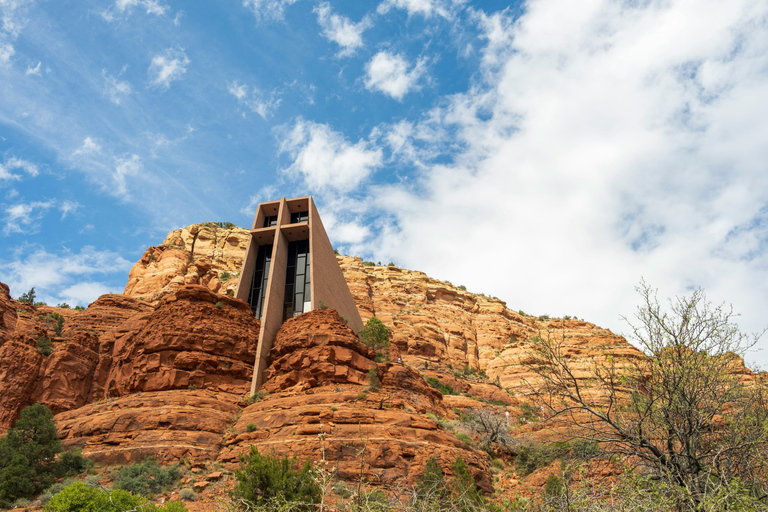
top-left (56, 390), bottom-right (241, 465)
top-left (62, 294), bottom-right (153, 338)
top-left (0, 282), bottom-right (18, 345)
top-left (104, 285), bottom-right (259, 397)
top-left (0, 340), bottom-right (43, 430)
top-left (220, 309), bottom-right (491, 491)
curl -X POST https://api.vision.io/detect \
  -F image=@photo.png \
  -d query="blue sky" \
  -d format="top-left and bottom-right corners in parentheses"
top-left (2, 0), bottom-right (768, 366)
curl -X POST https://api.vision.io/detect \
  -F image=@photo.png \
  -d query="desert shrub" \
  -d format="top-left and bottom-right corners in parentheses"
top-left (47, 312), bottom-right (65, 336)
top-left (215, 301), bottom-right (223, 309)
top-left (356, 392), bottom-right (368, 400)
top-left (455, 432), bottom-right (474, 445)
top-left (247, 391), bottom-right (268, 403)
top-left (37, 335), bottom-right (54, 355)
top-left (179, 488), bottom-right (197, 501)
top-left (362, 261), bottom-right (375, 267)
top-left (426, 377), bottom-right (459, 396)
top-left (220, 271), bottom-right (232, 282)
top-left (246, 423), bottom-right (258, 432)
top-left (215, 222), bottom-right (236, 229)
top-left (514, 442), bottom-right (570, 476)
top-left (360, 317), bottom-right (390, 355)
top-left (367, 368), bottom-right (380, 391)
top-left (74, 305), bottom-right (85, 312)
top-left (113, 458), bottom-right (180, 496)
top-left (232, 447), bottom-right (319, 511)
top-left (57, 303), bottom-right (70, 309)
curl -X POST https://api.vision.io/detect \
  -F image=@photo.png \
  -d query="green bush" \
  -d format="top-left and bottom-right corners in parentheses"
top-left (220, 272), bottom-right (232, 282)
top-left (246, 423), bottom-right (258, 432)
top-left (514, 442), bottom-right (570, 476)
top-left (37, 335), bottom-right (54, 356)
top-left (367, 368), bottom-right (381, 391)
top-left (232, 447), bottom-right (320, 511)
top-left (47, 312), bottom-right (65, 336)
top-left (74, 305), bottom-right (85, 312)
top-left (55, 448), bottom-right (94, 478)
top-left (44, 481), bottom-right (188, 512)
top-left (426, 377), bottom-right (459, 396)
top-left (113, 458), bottom-right (180, 496)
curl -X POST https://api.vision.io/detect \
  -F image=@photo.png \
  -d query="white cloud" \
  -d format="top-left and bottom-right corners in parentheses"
top-left (3, 200), bottom-right (53, 234)
top-left (0, 245), bottom-right (132, 306)
top-left (0, 156), bottom-right (39, 181)
top-left (101, 0), bottom-right (169, 21)
top-left (148, 47), bottom-right (189, 89)
top-left (242, 0), bottom-right (298, 22)
top-left (376, 0), bottom-right (449, 18)
top-left (113, 154), bottom-right (141, 197)
top-left (24, 60), bottom-right (40, 75)
top-left (228, 80), bottom-right (281, 119)
top-left (364, 51), bottom-right (427, 100)
top-left (314, 2), bottom-right (372, 56)
top-left (321, 0), bottom-right (768, 366)
top-left (103, 68), bottom-right (131, 104)
top-left (2, 198), bottom-right (82, 234)
top-left (0, 43), bottom-right (13, 64)
top-left (241, 185), bottom-right (278, 217)
top-left (279, 118), bottom-right (383, 193)
top-left (73, 136), bottom-right (102, 156)
top-left (59, 200), bottom-right (80, 219)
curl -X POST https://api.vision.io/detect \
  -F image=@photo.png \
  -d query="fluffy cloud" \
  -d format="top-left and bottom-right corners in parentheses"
top-left (364, 51), bottom-right (427, 100)
top-left (0, 0), bottom-right (34, 63)
top-left (0, 245), bottom-right (132, 306)
top-left (148, 47), bottom-right (189, 89)
top-left (314, 2), bottom-right (372, 56)
top-left (242, 0), bottom-right (298, 22)
top-left (279, 118), bottom-right (383, 193)
top-left (228, 81), bottom-right (281, 119)
top-left (319, 0), bottom-right (768, 366)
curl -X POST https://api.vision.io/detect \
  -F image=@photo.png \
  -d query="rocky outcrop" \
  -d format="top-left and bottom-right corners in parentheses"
top-left (0, 340), bottom-right (44, 430)
top-left (0, 283), bottom-right (18, 345)
top-left (104, 285), bottom-right (259, 397)
top-left (56, 390), bottom-right (241, 465)
top-left (62, 294), bottom-right (153, 338)
top-left (123, 223), bottom-right (249, 303)
top-left (220, 309), bottom-right (491, 491)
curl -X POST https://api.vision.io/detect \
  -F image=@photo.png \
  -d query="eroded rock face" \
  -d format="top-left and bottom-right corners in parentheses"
top-left (263, 309), bottom-right (378, 393)
top-left (0, 283), bottom-right (18, 345)
top-left (55, 390), bottom-right (241, 465)
top-left (62, 294), bottom-right (154, 338)
top-left (104, 285), bottom-right (259, 397)
top-left (0, 340), bottom-right (44, 430)
top-left (124, 223), bottom-right (249, 303)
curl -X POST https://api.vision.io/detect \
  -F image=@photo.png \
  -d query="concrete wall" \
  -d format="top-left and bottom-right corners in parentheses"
top-left (308, 198), bottom-right (364, 333)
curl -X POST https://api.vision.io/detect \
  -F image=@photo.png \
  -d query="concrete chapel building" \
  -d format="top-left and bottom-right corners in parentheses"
top-left (235, 196), bottom-right (363, 393)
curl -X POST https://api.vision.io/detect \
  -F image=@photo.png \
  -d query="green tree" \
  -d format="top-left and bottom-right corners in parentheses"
top-left (0, 403), bottom-right (62, 506)
top-left (18, 287), bottom-right (35, 304)
top-left (360, 317), bottom-right (391, 355)
top-left (232, 447), bottom-right (320, 511)
top-left (114, 458), bottom-right (180, 496)
top-left (524, 282), bottom-right (768, 510)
